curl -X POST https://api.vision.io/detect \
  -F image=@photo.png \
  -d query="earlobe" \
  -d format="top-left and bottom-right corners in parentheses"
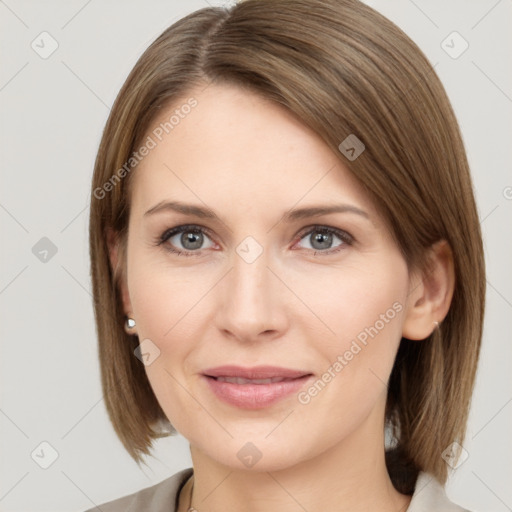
top-left (402, 240), bottom-right (455, 340)
top-left (106, 227), bottom-right (133, 316)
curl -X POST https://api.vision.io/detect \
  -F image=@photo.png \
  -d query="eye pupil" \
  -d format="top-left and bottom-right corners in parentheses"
top-left (311, 231), bottom-right (333, 250)
top-left (181, 231), bottom-right (203, 250)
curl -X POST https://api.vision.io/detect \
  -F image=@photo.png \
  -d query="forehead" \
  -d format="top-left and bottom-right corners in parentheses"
top-left (129, 83), bottom-right (376, 219)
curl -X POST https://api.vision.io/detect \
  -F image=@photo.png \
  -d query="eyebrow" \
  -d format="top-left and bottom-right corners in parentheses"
top-left (144, 200), bottom-right (370, 222)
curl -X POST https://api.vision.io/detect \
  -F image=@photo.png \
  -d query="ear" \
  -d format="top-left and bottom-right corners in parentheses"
top-left (106, 227), bottom-right (133, 316)
top-left (402, 240), bottom-right (455, 340)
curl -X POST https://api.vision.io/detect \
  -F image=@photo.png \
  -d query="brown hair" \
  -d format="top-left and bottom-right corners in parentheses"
top-left (89, 0), bottom-right (485, 494)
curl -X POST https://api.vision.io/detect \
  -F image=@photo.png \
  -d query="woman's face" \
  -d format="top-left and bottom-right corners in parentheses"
top-left (119, 83), bottom-right (416, 472)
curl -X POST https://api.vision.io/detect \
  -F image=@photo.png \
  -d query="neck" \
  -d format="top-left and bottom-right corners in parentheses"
top-left (178, 407), bottom-right (412, 512)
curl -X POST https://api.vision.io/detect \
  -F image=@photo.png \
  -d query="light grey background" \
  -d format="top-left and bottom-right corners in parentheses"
top-left (0, 1), bottom-right (510, 511)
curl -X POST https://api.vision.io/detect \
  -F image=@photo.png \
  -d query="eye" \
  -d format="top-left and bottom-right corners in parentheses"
top-left (156, 224), bottom-right (353, 257)
top-left (294, 225), bottom-right (353, 254)
top-left (157, 225), bottom-right (215, 256)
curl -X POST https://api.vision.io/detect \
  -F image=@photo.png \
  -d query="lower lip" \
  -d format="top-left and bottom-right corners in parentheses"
top-left (202, 375), bottom-right (313, 409)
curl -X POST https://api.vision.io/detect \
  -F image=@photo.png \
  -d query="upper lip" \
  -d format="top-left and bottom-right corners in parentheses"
top-left (202, 365), bottom-right (312, 380)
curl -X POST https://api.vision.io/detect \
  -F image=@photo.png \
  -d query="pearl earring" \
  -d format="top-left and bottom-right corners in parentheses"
top-left (125, 317), bottom-right (136, 330)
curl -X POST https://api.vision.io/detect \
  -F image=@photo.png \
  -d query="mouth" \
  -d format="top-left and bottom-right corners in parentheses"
top-left (208, 376), bottom-right (303, 384)
top-left (201, 365), bottom-right (313, 409)
top-left (202, 365), bottom-right (312, 381)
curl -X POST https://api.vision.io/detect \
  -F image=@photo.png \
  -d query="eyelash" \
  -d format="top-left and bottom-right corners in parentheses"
top-left (155, 224), bottom-right (354, 258)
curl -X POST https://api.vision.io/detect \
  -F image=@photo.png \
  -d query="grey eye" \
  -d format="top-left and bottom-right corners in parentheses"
top-left (299, 229), bottom-right (345, 251)
top-left (168, 229), bottom-right (214, 251)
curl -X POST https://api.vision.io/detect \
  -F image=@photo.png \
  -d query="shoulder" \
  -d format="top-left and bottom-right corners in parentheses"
top-left (82, 467), bottom-right (193, 512)
top-left (408, 471), bottom-right (472, 512)
top-left (82, 467), bottom-right (472, 512)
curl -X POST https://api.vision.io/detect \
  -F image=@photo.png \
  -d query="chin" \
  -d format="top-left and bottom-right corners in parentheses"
top-left (190, 432), bottom-right (315, 474)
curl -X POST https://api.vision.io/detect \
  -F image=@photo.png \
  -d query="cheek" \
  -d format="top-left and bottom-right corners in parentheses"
top-left (127, 245), bottom-right (208, 342)
top-left (295, 259), bottom-right (407, 346)
top-left (294, 259), bottom-right (407, 402)
top-left (126, 253), bottom-right (211, 419)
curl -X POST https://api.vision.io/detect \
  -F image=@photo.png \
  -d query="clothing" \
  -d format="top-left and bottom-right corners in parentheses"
top-left (83, 467), bottom-right (470, 512)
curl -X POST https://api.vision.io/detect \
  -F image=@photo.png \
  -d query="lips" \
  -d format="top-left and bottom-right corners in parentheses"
top-left (201, 365), bottom-right (313, 409)
top-left (214, 376), bottom-right (294, 384)
top-left (202, 365), bottom-right (311, 381)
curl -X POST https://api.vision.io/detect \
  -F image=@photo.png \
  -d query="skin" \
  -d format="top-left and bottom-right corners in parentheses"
top-left (109, 83), bottom-right (454, 512)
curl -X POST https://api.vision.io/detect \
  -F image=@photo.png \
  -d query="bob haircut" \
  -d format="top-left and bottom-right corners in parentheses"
top-left (89, 0), bottom-right (485, 495)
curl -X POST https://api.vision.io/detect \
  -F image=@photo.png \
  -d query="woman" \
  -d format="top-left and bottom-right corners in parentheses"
top-left (86, 0), bottom-right (485, 510)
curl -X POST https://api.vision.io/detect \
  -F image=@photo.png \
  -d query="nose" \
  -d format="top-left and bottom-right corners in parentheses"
top-left (214, 244), bottom-right (289, 343)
